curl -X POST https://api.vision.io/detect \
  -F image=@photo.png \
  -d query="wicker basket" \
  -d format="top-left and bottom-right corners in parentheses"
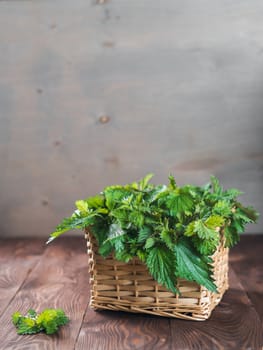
top-left (85, 228), bottom-right (229, 321)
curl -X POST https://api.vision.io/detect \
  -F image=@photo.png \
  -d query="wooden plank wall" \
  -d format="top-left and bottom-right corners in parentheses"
top-left (0, 0), bottom-right (262, 237)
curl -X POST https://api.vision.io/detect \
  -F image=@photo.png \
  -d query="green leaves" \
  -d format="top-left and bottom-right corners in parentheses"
top-left (168, 174), bottom-right (177, 189)
top-left (99, 223), bottom-right (126, 257)
top-left (164, 189), bottom-right (194, 219)
top-left (194, 220), bottom-right (218, 240)
top-left (12, 309), bottom-right (69, 335)
top-left (47, 215), bottom-right (95, 243)
top-left (146, 246), bottom-right (178, 294)
top-left (235, 203), bottom-right (259, 223)
top-left (138, 173), bottom-right (154, 190)
top-left (86, 194), bottom-right (105, 209)
top-left (12, 310), bottom-right (39, 335)
top-left (49, 173), bottom-right (259, 294)
top-left (129, 211), bottom-right (145, 228)
top-left (205, 215), bottom-right (225, 229)
top-left (184, 216), bottom-right (224, 255)
top-left (210, 175), bottom-right (222, 195)
top-left (104, 186), bottom-right (131, 210)
top-left (174, 237), bottom-right (217, 292)
top-left (75, 200), bottom-right (89, 213)
top-left (138, 226), bottom-right (152, 243)
top-left (213, 200), bottom-right (232, 217)
top-left (224, 224), bottom-right (240, 248)
top-left (145, 237), bottom-right (155, 249)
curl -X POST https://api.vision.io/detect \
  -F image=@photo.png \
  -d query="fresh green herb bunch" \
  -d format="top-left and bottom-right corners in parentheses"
top-left (48, 174), bottom-right (258, 294)
top-left (12, 308), bottom-right (69, 335)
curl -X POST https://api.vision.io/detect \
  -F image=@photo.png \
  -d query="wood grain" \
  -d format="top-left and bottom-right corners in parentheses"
top-left (0, 237), bottom-right (90, 350)
top-left (0, 235), bottom-right (262, 349)
top-left (0, 239), bottom-right (44, 317)
top-left (170, 268), bottom-right (262, 350)
top-left (230, 234), bottom-right (263, 325)
top-left (76, 309), bottom-right (171, 350)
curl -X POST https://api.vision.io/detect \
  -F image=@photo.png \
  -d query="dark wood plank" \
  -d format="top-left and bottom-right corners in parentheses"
top-left (169, 267), bottom-right (262, 350)
top-left (75, 309), bottom-right (171, 350)
top-left (0, 238), bottom-right (44, 317)
top-left (0, 236), bottom-right (262, 349)
top-left (75, 266), bottom-right (262, 350)
top-left (0, 237), bottom-right (90, 350)
top-left (0, 238), bottom-right (44, 259)
top-left (230, 234), bottom-right (263, 323)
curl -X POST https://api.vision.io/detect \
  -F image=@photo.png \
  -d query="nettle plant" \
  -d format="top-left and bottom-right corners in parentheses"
top-left (48, 174), bottom-right (258, 294)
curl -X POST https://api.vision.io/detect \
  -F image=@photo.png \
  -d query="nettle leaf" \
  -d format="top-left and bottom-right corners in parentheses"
top-left (147, 185), bottom-right (167, 203)
top-left (210, 176), bottom-right (222, 195)
top-left (138, 173), bottom-right (154, 190)
top-left (160, 228), bottom-right (174, 250)
top-left (121, 194), bottom-right (134, 206)
top-left (223, 188), bottom-right (243, 200)
top-left (96, 208), bottom-right (109, 215)
top-left (175, 222), bottom-right (184, 233)
top-left (213, 200), bottom-right (232, 217)
top-left (99, 240), bottom-right (113, 257)
top-left (111, 236), bottom-right (125, 253)
top-left (202, 182), bottom-right (211, 192)
top-left (138, 226), bottom-right (152, 243)
top-left (90, 219), bottom-right (109, 245)
top-left (235, 203), bottom-right (259, 222)
top-left (110, 209), bottom-right (129, 225)
top-left (194, 220), bottom-right (218, 240)
top-left (231, 218), bottom-right (245, 233)
top-left (185, 216), bottom-right (222, 253)
top-left (99, 223), bottom-right (127, 257)
top-left (137, 249), bottom-right (146, 262)
top-left (224, 224), bottom-right (240, 248)
top-left (144, 215), bottom-right (159, 226)
top-left (17, 318), bottom-right (38, 335)
top-left (174, 237), bottom-right (217, 292)
top-left (205, 215), bottom-right (225, 229)
top-left (104, 187), bottom-right (131, 210)
top-left (75, 200), bottom-right (88, 213)
top-left (184, 221), bottom-right (195, 237)
top-left (129, 211), bottom-right (144, 228)
top-left (47, 215), bottom-right (95, 243)
top-left (86, 195), bottom-right (105, 209)
top-left (168, 174), bottom-right (177, 189)
top-left (146, 246), bottom-right (178, 294)
top-left (192, 235), bottom-right (219, 256)
top-left (234, 208), bottom-right (255, 224)
top-left (27, 309), bottom-right (37, 318)
top-left (165, 190), bottom-right (194, 218)
top-left (145, 237), bottom-right (155, 249)
top-left (108, 223), bottom-right (126, 240)
top-left (12, 312), bottom-right (22, 326)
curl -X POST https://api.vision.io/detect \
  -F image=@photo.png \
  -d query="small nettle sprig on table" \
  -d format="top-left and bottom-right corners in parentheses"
top-left (48, 174), bottom-right (258, 294)
top-left (12, 309), bottom-right (69, 335)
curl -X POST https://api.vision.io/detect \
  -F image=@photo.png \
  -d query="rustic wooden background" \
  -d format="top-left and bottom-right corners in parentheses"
top-left (0, 0), bottom-right (262, 237)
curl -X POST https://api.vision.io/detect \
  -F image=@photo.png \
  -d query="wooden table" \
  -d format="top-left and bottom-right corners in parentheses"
top-left (0, 234), bottom-right (262, 350)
